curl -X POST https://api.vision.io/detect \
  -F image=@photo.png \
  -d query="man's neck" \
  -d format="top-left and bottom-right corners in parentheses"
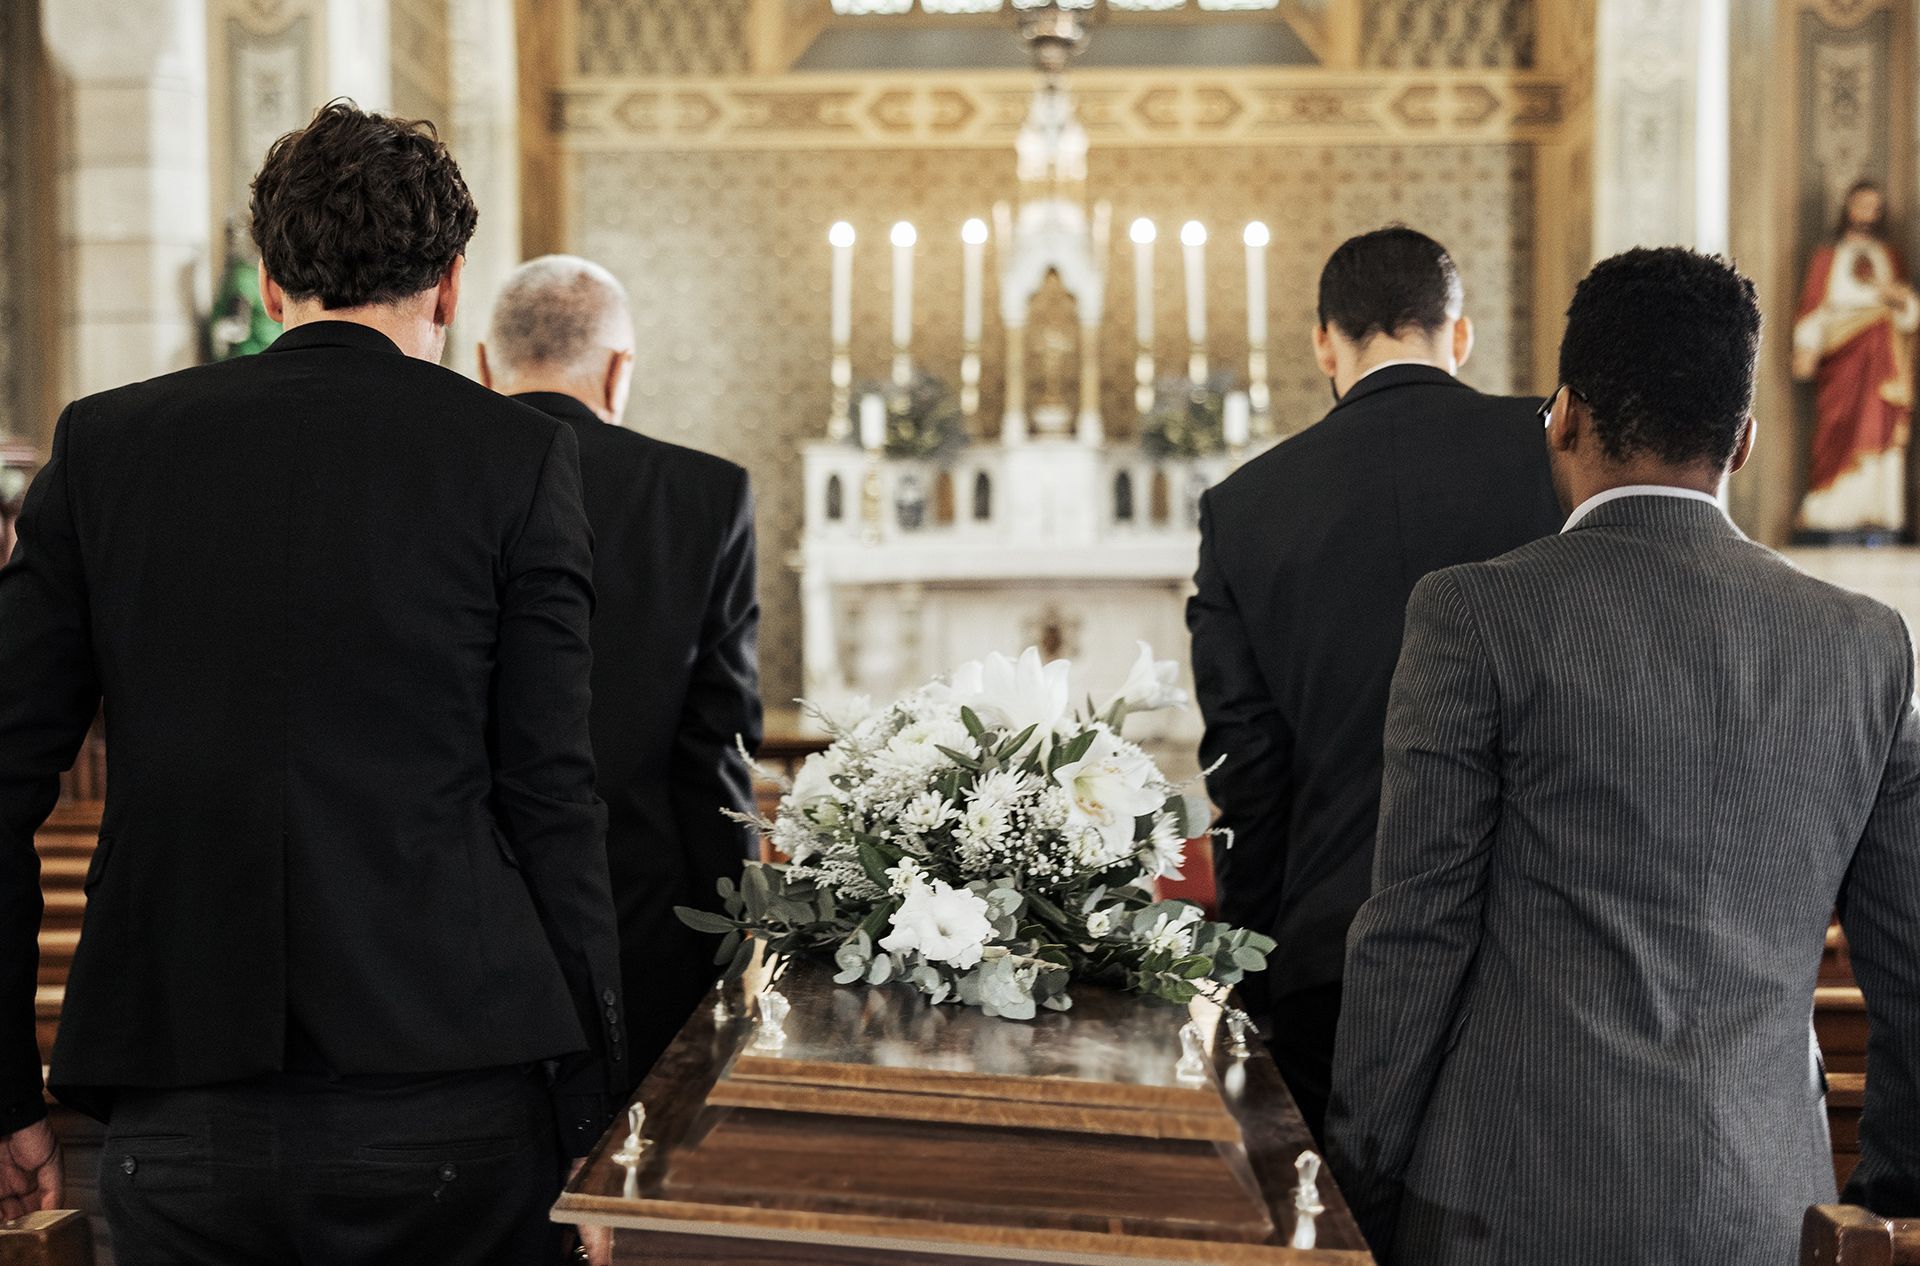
top-left (1337, 339), bottom-right (1449, 397)
top-left (280, 301), bottom-right (444, 362)
top-left (1567, 463), bottom-right (1724, 511)
top-left (500, 380), bottom-right (612, 424)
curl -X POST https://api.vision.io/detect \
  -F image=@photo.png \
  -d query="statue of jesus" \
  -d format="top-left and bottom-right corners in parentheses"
top-left (1794, 179), bottom-right (1919, 536)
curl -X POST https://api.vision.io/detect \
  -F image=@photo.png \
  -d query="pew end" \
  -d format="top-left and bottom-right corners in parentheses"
top-left (1801, 1204), bottom-right (1920, 1266)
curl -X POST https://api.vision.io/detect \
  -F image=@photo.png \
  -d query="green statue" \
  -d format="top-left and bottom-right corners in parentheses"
top-left (208, 220), bottom-right (280, 360)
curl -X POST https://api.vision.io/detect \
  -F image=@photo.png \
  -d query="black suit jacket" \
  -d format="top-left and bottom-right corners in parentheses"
top-left (0, 323), bottom-right (625, 1154)
top-left (514, 393), bottom-right (761, 1086)
top-left (1187, 364), bottom-right (1561, 1008)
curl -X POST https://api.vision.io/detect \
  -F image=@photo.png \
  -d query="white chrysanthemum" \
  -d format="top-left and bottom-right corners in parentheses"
top-left (787, 751), bottom-right (841, 810)
top-left (899, 791), bottom-right (958, 835)
top-left (1085, 905), bottom-right (1123, 938)
top-left (886, 857), bottom-right (928, 896)
top-left (972, 768), bottom-right (1036, 811)
top-left (880, 880), bottom-right (995, 969)
top-left (1146, 811), bottom-right (1187, 881)
top-left (1068, 822), bottom-right (1136, 871)
top-left (1144, 905), bottom-right (1203, 958)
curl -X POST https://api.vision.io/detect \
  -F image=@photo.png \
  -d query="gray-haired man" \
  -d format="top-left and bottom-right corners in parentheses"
top-left (480, 255), bottom-right (763, 1088)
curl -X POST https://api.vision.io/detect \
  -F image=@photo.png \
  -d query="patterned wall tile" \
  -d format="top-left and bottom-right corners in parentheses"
top-left (1363, 0), bottom-right (1535, 69)
top-left (575, 0), bottom-right (753, 77)
top-left (570, 142), bottom-right (1534, 702)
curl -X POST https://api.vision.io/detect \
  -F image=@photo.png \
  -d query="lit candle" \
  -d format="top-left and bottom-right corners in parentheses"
top-left (961, 218), bottom-right (988, 345)
top-left (891, 221), bottom-right (916, 353)
top-left (1243, 221), bottom-right (1269, 353)
top-left (859, 393), bottom-right (886, 452)
top-left (1181, 220), bottom-right (1207, 352)
top-left (1223, 390), bottom-right (1251, 449)
top-left (829, 221), bottom-right (855, 347)
top-left (1130, 217), bottom-right (1156, 348)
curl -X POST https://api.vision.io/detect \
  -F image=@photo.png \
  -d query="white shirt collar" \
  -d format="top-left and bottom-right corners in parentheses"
top-left (1350, 358), bottom-right (1448, 389)
top-left (1561, 484), bottom-right (1727, 533)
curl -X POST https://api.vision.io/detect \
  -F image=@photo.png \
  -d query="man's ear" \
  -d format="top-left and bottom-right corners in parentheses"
top-left (1451, 315), bottom-right (1475, 372)
top-left (432, 255), bottom-right (466, 330)
top-left (475, 343), bottom-right (493, 390)
top-left (1547, 387), bottom-right (1581, 454)
top-left (1730, 412), bottom-right (1758, 474)
top-left (1312, 323), bottom-right (1338, 381)
top-left (604, 349), bottom-right (634, 419)
top-left (260, 263), bottom-right (286, 324)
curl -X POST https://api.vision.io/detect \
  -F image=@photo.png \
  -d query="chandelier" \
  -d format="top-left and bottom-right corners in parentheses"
top-left (829, 2), bottom-right (1282, 15)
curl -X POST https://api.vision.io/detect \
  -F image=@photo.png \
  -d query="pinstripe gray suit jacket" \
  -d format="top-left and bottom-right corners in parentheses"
top-left (1326, 494), bottom-right (1920, 1266)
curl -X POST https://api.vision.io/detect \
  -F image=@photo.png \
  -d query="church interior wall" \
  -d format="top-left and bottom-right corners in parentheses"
top-left (547, 0), bottom-right (1551, 707)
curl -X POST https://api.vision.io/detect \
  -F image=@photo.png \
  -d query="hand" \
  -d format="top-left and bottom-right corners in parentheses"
top-left (0, 1119), bottom-right (62, 1221)
top-left (564, 1157), bottom-right (613, 1266)
top-left (1879, 281), bottom-right (1916, 308)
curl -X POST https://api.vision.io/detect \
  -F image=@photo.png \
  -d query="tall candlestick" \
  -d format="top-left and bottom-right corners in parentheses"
top-left (1181, 220), bottom-right (1208, 382)
top-left (1243, 221), bottom-right (1269, 350)
top-left (859, 392), bottom-right (886, 453)
top-left (828, 221), bottom-right (856, 441)
top-left (961, 218), bottom-right (988, 422)
top-left (1130, 217), bottom-right (1156, 347)
top-left (891, 221), bottom-right (916, 385)
top-left (961, 218), bottom-right (987, 344)
top-left (829, 221), bottom-right (855, 345)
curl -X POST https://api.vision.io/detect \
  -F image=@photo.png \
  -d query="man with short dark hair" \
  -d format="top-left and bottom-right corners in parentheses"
top-left (1328, 247), bottom-right (1920, 1264)
top-left (0, 101), bottom-right (624, 1263)
top-left (1187, 226), bottom-right (1560, 1142)
top-left (480, 256), bottom-right (763, 1086)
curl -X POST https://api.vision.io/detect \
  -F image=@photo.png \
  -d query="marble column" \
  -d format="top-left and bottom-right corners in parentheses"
top-left (43, 0), bottom-right (212, 402)
top-left (1591, 0), bottom-right (1731, 257)
top-left (446, 0), bottom-right (521, 379)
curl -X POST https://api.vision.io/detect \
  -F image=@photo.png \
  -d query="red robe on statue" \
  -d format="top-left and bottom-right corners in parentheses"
top-left (1795, 237), bottom-right (1917, 533)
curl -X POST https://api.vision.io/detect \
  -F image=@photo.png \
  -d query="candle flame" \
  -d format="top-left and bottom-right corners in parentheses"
top-left (962, 218), bottom-right (989, 245)
top-left (1244, 221), bottom-right (1270, 248)
top-left (829, 221), bottom-right (856, 248)
top-left (1181, 220), bottom-right (1207, 247)
top-left (891, 221), bottom-right (918, 248)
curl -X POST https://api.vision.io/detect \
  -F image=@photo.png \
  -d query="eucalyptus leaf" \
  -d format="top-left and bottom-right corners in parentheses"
top-left (676, 906), bottom-right (739, 935)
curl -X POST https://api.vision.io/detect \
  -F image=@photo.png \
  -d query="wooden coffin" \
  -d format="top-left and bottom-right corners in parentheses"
top-left (556, 955), bottom-right (1373, 1265)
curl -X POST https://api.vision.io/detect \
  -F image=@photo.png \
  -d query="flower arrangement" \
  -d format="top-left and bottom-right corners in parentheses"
top-left (853, 367), bottom-right (968, 463)
top-left (1139, 372), bottom-right (1237, 460)
top-left (679, 645), bottom-right (1275, 1019)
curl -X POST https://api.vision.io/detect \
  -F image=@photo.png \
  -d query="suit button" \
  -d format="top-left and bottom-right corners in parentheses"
top-left (601, 988), bottom-right (617, 1007)
top-left (120, 1155), bottom-right (137, 1176)
top-left (439, 1163), bottom-right (458, 1183)
top-left (605, 1005), bottom-right (619, 1023)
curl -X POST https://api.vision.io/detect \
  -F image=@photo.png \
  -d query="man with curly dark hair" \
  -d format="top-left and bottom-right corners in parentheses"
top-left (1329, 247), bottom-right (1920, 1264)
top-left (0, 101), bottom-right (623, 1264)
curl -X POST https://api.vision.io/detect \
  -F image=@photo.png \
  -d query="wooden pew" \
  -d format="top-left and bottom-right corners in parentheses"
top-left (1801, 1204), bottom-right (1920, 1265)
top-left (0, 1210), bottom-right (94, 1266)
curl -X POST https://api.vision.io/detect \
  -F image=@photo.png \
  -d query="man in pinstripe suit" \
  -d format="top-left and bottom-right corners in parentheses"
top-left (1327, 247), bottom-right (1920, 1265)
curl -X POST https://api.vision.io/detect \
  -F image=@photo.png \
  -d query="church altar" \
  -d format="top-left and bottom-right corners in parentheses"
top-left (554, 955), bottom-right (1370, 1265)
top-left (793, 5), bottom-right (1273, 747)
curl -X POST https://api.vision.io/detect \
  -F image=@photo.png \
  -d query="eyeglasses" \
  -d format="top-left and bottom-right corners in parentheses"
top-left (1537, 384), bottom-right (1589, 428)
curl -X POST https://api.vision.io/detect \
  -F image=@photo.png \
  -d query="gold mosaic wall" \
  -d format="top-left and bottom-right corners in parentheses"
top-left (568, 141), bottom-right (1535, 702)
top-left (1362, 0), bottom-right (1535, 68)
top-left (574, 0), bottom-right (754, 76)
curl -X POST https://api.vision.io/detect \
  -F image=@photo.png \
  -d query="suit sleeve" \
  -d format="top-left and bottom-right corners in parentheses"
top-left (1186, 490), bottom-right (1292, 933)
top-left (1839, 617), bottom-right (1920, 1217)
top-left (1325, 569), bottom-right (1500, 1255)
top-left (0, 411), bottom-right (101, 1136)
top-left (492, 422), bottom-right (625, 1156)
top-left (671, 468), bottom-right (762, 911)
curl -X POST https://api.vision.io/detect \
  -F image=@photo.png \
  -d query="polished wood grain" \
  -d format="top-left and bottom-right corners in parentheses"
top-left (556, 957), bottom-right (1374, 1264)
top-left (728, 957), bottom-right (1232, 1120)
top-left (705, 1078), bottom-right (1243, 1142)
